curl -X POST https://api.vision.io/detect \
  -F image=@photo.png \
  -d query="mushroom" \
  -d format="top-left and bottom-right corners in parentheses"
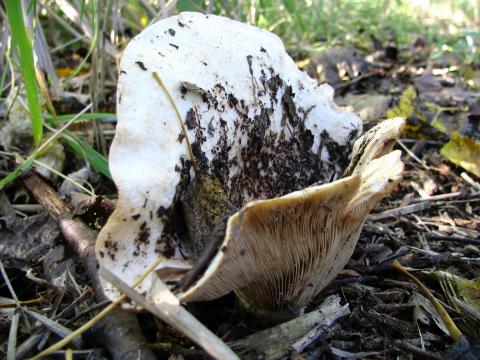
top-left (178, 121), bottom-right (404, 320)
top-left (96, 12), bottom-right (404, 319)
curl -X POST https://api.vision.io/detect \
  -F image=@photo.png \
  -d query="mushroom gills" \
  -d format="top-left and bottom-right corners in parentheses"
top-left (177, 118), bottom-right (405, 320)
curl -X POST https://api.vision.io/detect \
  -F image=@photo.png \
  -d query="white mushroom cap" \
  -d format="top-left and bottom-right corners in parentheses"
top-left (96, 12), bottom-right (364, 301)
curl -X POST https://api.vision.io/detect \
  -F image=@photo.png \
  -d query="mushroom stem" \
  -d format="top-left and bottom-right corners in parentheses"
top-left (236, 295), bottom-right (303, 325)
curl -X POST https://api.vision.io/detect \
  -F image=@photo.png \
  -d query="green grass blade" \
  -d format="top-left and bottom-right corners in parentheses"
top-left (44, 116), bottom-right (112, 179)
top-left (283, 0), bottom-right (295, 14)
top-left (45, 112), bottom-right (116, 122)
top-left (6, 0), bottom-right (43, 147)
top-left (42, 112), bottom-right (112, 179)
top-left (61, 131), bottom-right (112, 179)
top-left (62, 0), bottom-right (97, 85)
top-left (0, 156), bottom-right (36, 190)
top-left (0, 107), bottom-right (111, 189)
top-left (177, 0), bottom-right (204, 12)
top-left (80, 0), bottom-right (87, 21)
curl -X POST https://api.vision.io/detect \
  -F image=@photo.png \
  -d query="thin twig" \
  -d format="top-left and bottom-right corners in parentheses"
top-left (0, 297), bottom-right (44, 309)
top-left (397, 139), bottom-right (430, 170)
top-left (33, 159), bottom-right (95, 196)
top-left (7, 309), bottom-right (20, 360)
top-left (461, 172), bottom-right (480, 191)
top-left (368, 202), bottom-right (430, 220)
top-left (394, 340), bottom-right (442, 360)
top-left (334, 70), bottom-right (384, 90)
top-left (0, 259), bottom-right (19, 303)
top-left (411, 191), bottom-right (463, 203)
top-left (22, 308), bottom-right (83, 349)
top-left (426, 234), bottom-right (480, 246)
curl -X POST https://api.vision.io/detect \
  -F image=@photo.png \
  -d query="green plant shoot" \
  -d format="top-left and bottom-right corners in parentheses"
top-left (6, 0), bottom-right (43, 147)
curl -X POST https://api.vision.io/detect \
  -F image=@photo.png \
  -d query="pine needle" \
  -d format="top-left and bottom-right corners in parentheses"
top-left (152, 71), bottom-right (197, 171)
top-left (391, 260), bottom-right (463, 342)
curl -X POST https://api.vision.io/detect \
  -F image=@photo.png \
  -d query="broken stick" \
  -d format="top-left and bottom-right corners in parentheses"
top-left (21, 171), bottom-right (156, 360)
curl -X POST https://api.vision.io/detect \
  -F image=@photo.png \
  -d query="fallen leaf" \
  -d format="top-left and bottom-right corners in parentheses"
top-left (387, 85), bottom-right (416, 119)
top-left (306, 47), bottom-right (369, 86)
top-left (416, 72), bottom-right (476, 106)
top-left (336, 93), bottom-right (392, 122)
top-left (408, 292), bottom-right (449, 335)
top-left (440, 131), bottom-right (480, 177)
top-left (431, 270), bottom-right (480, 338)
top-left (0, 212), bottom-right (61, 270)
top-left (465, 98), bottom-right (480, 139)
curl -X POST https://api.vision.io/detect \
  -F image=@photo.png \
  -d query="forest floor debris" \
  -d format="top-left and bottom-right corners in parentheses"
top-left (1, 6), bottom-right (480, 359)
